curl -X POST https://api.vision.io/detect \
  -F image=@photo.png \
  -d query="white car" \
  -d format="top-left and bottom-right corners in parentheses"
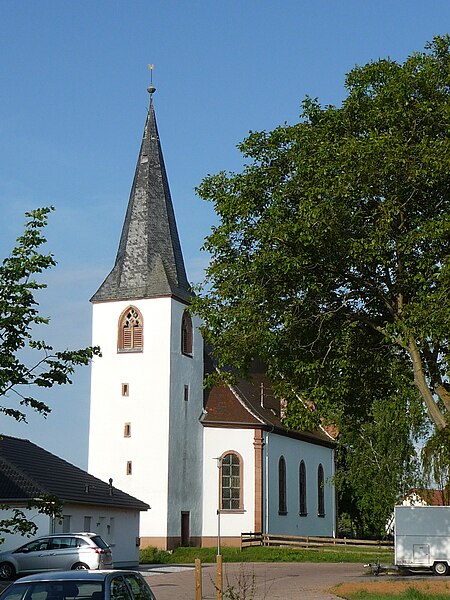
top-left (0, 533), bottom-right (113, 580)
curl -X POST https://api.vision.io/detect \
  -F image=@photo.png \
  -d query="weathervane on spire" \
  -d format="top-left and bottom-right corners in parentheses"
top-left (147, 64), bottom-right (156, 100)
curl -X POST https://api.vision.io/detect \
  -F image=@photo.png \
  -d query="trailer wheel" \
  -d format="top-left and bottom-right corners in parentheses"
top-left (432, 562), bottom-right (449, 576)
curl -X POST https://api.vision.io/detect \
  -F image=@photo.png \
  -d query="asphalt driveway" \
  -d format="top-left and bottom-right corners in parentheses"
top-left (141, 562), bottom-right (371, 600)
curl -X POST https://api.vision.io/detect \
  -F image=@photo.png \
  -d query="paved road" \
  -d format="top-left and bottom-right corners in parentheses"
top-left (0, 563), bottom-right (391, 600)
top-left (141, 562), bottom-right (371, 600)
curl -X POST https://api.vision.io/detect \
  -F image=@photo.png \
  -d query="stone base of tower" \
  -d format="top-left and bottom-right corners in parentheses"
top-left (140, 536), bottom-right (202, 551)
top-left (200, 536), bottom-right (241, 548)
top-left (139, 536), bottom-right (241, 551)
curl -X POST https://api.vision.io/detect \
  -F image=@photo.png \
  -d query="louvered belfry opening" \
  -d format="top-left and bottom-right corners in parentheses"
top-left (118, 306), bottom-right (143, 352)
top-left (181, 311), bottom-right (193, 356)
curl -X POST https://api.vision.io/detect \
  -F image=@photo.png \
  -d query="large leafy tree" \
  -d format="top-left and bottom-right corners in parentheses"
top-left (0, 207), bottom-right (100, 538)
top-left (193, 37), bottom-right (450, 533)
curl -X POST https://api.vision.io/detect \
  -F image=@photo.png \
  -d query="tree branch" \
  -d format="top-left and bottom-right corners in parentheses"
top-left (407, 336), bottom-right (446, 429)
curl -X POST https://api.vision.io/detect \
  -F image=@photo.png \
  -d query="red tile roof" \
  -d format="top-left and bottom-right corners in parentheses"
top-left (202, 356), bottom-right (335, 448)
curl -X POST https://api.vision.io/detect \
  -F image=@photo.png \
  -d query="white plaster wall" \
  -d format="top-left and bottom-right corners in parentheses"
top-left (202, 428), bottom-right (255, 538)
top-left (265, 432), bottom-right (336, 537)
top-left (52, 504), bottom-right (141, 567)
top-left (167, 305), bottom-right (204, 541)
top-left (0, 505), bottom-right (141, 566)
top-left (88, 298), bottom-right (173, 539)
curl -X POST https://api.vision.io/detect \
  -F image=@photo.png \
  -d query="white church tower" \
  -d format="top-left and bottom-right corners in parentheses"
top-left (88, 86), bottom-right (204, 550)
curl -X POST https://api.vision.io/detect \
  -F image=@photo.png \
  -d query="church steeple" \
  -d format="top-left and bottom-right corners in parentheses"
top-left (91, 88), bottom-right (191, 303)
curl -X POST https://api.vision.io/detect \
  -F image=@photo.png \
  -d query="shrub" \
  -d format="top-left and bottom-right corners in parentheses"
top-left (139, 546), bottom-right (171, 564)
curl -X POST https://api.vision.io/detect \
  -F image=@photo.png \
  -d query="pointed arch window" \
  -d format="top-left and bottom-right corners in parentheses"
top-left (220, 452), bottom-right (243, 511)
top-left (181, 311), bottom-right (193, 356)
top-left (278, 456), bottom-right (287, 515)
top-left (299, 460), bottom-right (307, 516)
top-left (317, 463), bottom-right (325, 517)
top-left (118, 306), bottom-right (143, 352)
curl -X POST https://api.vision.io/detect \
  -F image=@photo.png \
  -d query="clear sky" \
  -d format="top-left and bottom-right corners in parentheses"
top-left (1, 0), bottom-right (449, 468)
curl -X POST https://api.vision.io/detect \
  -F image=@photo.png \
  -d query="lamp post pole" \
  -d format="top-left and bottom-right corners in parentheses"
top-left (213, 457), bottom-right (223, 600)
top-left (213, 457), bottom-right (223, 556)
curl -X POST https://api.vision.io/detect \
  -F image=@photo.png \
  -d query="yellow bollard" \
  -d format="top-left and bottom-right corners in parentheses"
top-left (195, 558), bottom-right (202, 600)
top-left (216, 554), bottom-right (223, 600)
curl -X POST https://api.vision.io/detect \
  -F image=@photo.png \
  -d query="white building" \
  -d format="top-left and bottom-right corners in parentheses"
top-left (0, 435), bottom-right (148, 566)
top-left (88, 87), bottom-right (336, 549)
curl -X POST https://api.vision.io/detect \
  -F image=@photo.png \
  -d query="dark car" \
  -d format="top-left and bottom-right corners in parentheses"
top-left (0, 534), bottom-right (113, 580)
top-left (0, 570), bottom-right (156, 600)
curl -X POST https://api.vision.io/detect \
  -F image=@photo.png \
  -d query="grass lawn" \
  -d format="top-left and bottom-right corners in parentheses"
top-left (140, 544), bottom-right (394, 565)
top-left (330, 579), bottom-right (450, 600)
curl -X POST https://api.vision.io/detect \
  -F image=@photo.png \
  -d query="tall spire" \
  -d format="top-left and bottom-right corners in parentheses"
top-left (91, 87), bottom-right (191, 303)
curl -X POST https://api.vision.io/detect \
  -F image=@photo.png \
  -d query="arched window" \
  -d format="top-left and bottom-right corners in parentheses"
top-left (118, 306), bottom-right (143, 352)
top-left (299, 460), bottom-right (307, 516)
top-left (278, 456), bottom-right (287, 515)
top-left (317, 463), bottom-right (325, 517)
top-left (181, 311), bottom-right (193, 356)
top-left (220, 452), bottom-right (243, 510)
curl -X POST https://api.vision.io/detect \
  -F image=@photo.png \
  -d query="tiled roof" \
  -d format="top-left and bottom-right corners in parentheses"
top-left (406, 488), bottom-right (449, 506)
top-left (202, 356), bottom-right (335, 448)
top-left (0, 436), bottom-right (149, 510)
top-left (91, 97), bottom-right (190, 304)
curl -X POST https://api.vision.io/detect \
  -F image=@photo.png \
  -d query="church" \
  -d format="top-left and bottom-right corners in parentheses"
top-left (87, 86), bottom-right (336, 550)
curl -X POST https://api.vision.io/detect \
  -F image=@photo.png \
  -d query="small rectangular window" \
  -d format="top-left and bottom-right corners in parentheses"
top-left (126, 461), bottom-right (132, 475)
top-left (122, 383), bottom-right (129, 397)
top-left (84, 516), bottom-right (92, 531)
top-left (107, 517), bottom-right (115, 539)
top-left (124, 423), bottom-right (131, 437)
top-left (62, 515), bottom-right (71, 533)
top-left (184, 385), bottom-right (189, 402)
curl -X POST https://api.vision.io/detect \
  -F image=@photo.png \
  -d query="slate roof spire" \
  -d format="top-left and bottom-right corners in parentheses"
top-left (91, 86), bottom-right (191, 303)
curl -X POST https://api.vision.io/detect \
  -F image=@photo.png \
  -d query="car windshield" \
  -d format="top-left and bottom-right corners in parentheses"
top-left (0, 581), bottom-right (104, 600)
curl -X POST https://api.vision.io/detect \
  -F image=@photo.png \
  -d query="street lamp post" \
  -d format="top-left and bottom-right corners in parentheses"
top-left (213, 457), bottom-right (223, 556)
top-left (213, 457), bottom-right (223, 600)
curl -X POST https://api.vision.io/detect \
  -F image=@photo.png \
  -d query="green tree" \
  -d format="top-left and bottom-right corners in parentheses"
top-left (193, 36), bottom-right (450, 533)
top-left (336, 393), bottom-right (423, 538)
top-left (0, 206), bottom-right (100, 538)
top-left (421, 427), bottom-right (450, 504)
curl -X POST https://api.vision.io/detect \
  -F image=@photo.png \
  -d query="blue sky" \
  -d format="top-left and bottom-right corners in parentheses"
top-left (1, 0), bottom-right (449, 468)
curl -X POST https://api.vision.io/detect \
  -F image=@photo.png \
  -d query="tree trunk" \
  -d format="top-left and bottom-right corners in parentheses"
top-left (407, 336), bottom-right (446, 429)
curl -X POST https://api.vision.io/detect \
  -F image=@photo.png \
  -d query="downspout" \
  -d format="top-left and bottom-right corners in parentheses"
top-left (332, 448), bottom-right (337, 538)
top-left (253, 428), bottom-right (264, 533)
top-left (264, 431), bottom-right (270, 535)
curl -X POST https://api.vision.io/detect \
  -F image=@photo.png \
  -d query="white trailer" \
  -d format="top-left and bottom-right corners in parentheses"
top-left (395, 505), bottom-right (450, 575)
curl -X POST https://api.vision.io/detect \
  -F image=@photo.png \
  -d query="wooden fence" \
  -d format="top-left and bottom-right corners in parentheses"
top-left (240, 532), bottom-right (393, 550)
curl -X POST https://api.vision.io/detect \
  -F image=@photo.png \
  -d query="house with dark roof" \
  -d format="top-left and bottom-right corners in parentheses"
top-left (87, 85), bottom-right (336, 550)
top-left (402, 488), bottom-right (449, 507)
top-left (0, 436), bottom-right (148, 566)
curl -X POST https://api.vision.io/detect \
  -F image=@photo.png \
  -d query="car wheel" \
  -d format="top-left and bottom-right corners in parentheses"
top-left (71, 562), bottom-right (90, 570)
top-left (432, 562), bottom-right (449, 576)
top-left (0, 562), bottom-right (16, 580)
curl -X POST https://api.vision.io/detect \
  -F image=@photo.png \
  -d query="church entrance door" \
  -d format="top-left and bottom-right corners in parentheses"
top-left (181, 511), bottom-right (190, 546)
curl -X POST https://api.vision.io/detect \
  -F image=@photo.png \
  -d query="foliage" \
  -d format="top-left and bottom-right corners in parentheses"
top-left (336, 388), bottom-right (425, 538)
top-left (0, 207), bottom-right (100, 538)
top-left (421, 427), bottom-right (450, 504)
top-left (0, 207), bottom-right (100, 422)
top-left (192, 36), bottom-right (450, 530)
top-left (222, 564), bottom-right (258, 600)
top-left (138, 545), bottom-right (171, 564)
top-left (0, 496), bottom-right (63, 542)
